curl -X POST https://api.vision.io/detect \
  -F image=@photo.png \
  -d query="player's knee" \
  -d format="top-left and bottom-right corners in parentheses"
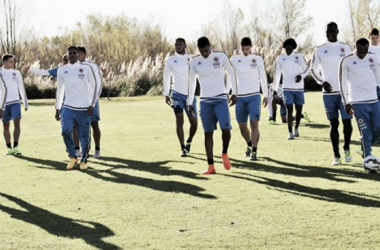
top-left (342, 119), bottom-right (352, 128)
top-left (330, 118), bottom-right (339, 130)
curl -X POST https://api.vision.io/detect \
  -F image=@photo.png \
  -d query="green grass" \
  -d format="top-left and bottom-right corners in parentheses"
top-left (1, 92), bottom-right (380, 249)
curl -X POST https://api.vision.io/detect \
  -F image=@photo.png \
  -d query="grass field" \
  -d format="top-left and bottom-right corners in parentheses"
top-left (1, 92), bottom-right (380, 250)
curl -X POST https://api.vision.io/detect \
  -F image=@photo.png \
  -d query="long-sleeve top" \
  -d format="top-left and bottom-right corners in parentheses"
top-left (339, 52), bottom-right (380, 105)
top-left (187, 51), bottom-right (237, 104)
top-left (369, 45), bottom-right (380, 61)
top-left (230, 53), bottom-right (268, 98)
top-left (0, 74), bottom-right (7, 110)
top-left (311, 41), bottom-right (351, 95)
top-left (273, 52), bottom-right (309, 92)
top-left (56, 62), bottom-right (97, 111)
top-left (163, 52), bottom-right (192, 96)
top-left (0, 67), bottom-right (28, 109)
top-left (83, 59), bottom-right (103, 98)
top-left (30, 67), bottom-right (59, 78)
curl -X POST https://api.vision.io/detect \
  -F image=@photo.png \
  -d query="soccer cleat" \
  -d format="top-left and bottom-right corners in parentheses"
top-left (13, 147), bottom-right (22, 156)
top-left (185, 142), bottom-right (191, 153)
top-left (221, 153), bottom-right (231, 170)
top-left (92, 150), bottom-right (100, 159)
top-left (302, 112), bottom-right (310, 122)
top-left (245, 146), bottom-right (252, 157)
top-left (332, 157), bottom-right (341, 166)
top-left (363, 155), bottom-right (380, 172)
top-left (287, 133), bottom-right (295, 140)
top-left (344, 150), bottom-right (352, 163)
top-left (4, 148), bottom-right (13, 155)
top-left (76, 150), bottom-right (82, 158)
top-left (268, 120), bottom-right (276, 125)
top-left (250, 152), bottom-right (257, 161)
top-left (357, 147), bottom-right (364, 157)
top-left (66, 158), bottom-right (78, 170)
top-left (294, 128), bottom-right (299, 137)
top-left (80, 161), bottom-right (88, 170)
top-left (202, 165), bottom-right (216, 175)
top-left (181, 148), bottom-right (187, 157)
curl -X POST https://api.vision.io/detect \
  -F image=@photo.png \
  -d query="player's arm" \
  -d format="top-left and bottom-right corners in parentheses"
top-left (310, 49), bottom-right (332, 92)
top-left (258, 57), bottom-right (269, 107)
top-left (297, 54), bottom-right (310, 83)
top-left (91, 64), bottom-right (102, 99)
top-left (16, 71), bottom-right (28, 111)
top-left (223, 53), bottom-right (237, 106)
top-left (95, 65), bottom-right (103, 98)
top-left (0, 77), bottom-right (6, 118)
top-left (338, 58), bottom-right (352, 114)
top-left (273, 56), bottom-right (282, 96)
top-left (373, 57), bottom-right (380, 89)
top-left (55, 68), bottom-right (65, 120)
top-left (86, 66), bottom-right (97, 116)
top-left (163, 59), bottom-right (172, 105)
top-left (29, 68), bottom-right (51, 76)
top-left (187, 60), bottom-right (197, 115)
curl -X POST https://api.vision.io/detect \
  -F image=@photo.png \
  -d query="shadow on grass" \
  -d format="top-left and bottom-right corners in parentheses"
top-left (0, 192), bottom-right (119, 249)
top-left (17, 156), bottom-right (216, 200)
top-left (304, 123), bottom-right (330, 129)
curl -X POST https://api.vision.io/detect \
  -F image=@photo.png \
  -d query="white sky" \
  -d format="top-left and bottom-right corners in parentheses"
top-left (26, 0), bottom-right (349, 44)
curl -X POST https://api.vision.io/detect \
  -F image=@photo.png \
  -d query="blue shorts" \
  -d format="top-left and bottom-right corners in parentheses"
top-left (200, 99), bottom-right (232, 133)
top-left (323, 94), bottom-right (351, 120)
top-left (236, 95), bottom-right (261, 123)
top-left (283, 90), bottom-right (304, 106)
top-left (2, 102), bottom-right (21, 123)
top-left (171, 91), bottom-right (197, 118)
top-left (91, 101), bottom-right (100, 122)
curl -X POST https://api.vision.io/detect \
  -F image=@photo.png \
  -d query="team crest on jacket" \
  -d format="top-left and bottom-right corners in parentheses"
top-left (341, 48), bottom-right (345, 53)
top-left (252, 59), bottom-right (256, 63)
top-left (295, 56), bottom-right (299, 60)
top-left (79, 68), bottom-right (84, 73)
top-left (213, 57), bottom-right (221, 68)
top-left (369, 58), bottom-right (374, 63)
top-left (12, 73), bottom-right (16, 76)
top-left (214, 57), bottom-right (219, 62)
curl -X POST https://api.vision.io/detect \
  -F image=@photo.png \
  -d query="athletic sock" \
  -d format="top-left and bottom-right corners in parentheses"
top-left (207, 158), bottom-right (214, 165)
top-left (222, 146), bottom-right (228, 154)
top-left (247, 141), bottom-right (252, 147)
top-left (95, 146), bottom-right (100, 151)
top-left (181, 145), bottom-right (186, 150)
top-left (187, 138), bottom-right (192, 143)
top-left (252, 147), bottom-right (257, 153)
top-left (6, 143), bottom-right (11, 149)
top-left (13, 142), bottom-right (18, 148)
top-left (75, 146), bottom-right (80, 150)
top-left (288, 126), bottom-right (293, 133)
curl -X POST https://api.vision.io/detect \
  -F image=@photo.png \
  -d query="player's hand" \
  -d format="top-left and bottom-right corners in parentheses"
top-left (188, 105), bottom-right (195, 117)
top-left (229, 94), bottom-right (237, 106)
top-left (22, 65), bottom-right (30, 74)
top-left (87, 106), bottom-right (94, 116)
top-left (262, 97), bottom-right (268, 107)
top-left (345, 104), bottom-right (353, 115)
top-left (165, 96), bottom-right (171, 106)
top-left (322, 81), bottom-right (332, 93)
top-left (0, 109), bottom-right (3, 119)
top-left (25, 107), bottom-right (28, 111)
top-left (55, 110), bottom-right (61, 121)
top-left (295, 75), bottom-right (302, 83)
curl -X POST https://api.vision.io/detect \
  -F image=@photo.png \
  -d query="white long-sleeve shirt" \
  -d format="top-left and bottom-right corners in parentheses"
top-left (311, 41), bottom-right (351, 95)
top-left (0, 75), bottom-right (6, 110)
top-left (274, 52), bottom-right (309, 92)
top-left (230, 53), bottom-right (268, 98)
top-left (56, 62), bottom-right (97, 111)
top-left (369, 45), bottom-right (380, 61)
top-left (163, 52), bottom-right (192, 96)
top-left (30, 68), bottom-right (50, 76)
top-left (339, 52), bottom-right (380, 105)
top-left (188, 51), bottom-right (237, 104)
top-left (0, 67), bottom-right (28, 109)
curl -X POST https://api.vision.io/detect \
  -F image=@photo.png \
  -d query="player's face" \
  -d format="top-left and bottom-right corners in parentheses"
top-left (3, 58), bottom-right (14, 69)
top-left (199, 45), bottom-right (211, 58)
top-left (241, 45), bottom-right (252, 56)
top-left (175, 41), bottom-right (186, 54)
top-left (78, 51), bottom-right (85, 62)
top-left (356, 44), bottom-right (369, 59)
top-left (326, 26), bottom-right (339, 42)
top-left (284, 45), bottom-right (294, 56)
top-left (370, 35), bottom-right (379, 46)
top-left (68, 49), bottom-right (78, 63)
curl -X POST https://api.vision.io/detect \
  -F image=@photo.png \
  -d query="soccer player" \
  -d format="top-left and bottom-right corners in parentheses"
top-left (77, 46), bottom-right (103, 158)
top-left (188, 37), bottom-right (237, 175)
top-left (273, 38), bottom-right (309, 140)
top-left (0, 74), bottom-right (7, 121)
top-left (311, 22), bottom-right (353, 165)
top-left (339, 38), bottom-right (380, 172)
top-left (0, 54), bottom-right (28, 156)
top-left (230, 37), bottom-right (268, 161)
top-left (163, 38), bottom-right (198, 157)
top-left (369, 28), bottom-right (380, 101)
top-left (23, 54), bottom-right (69, 77)
top-left (56, 46), bottom-right (97, 170)
top-left (268, 82), bottom-right (287, 124)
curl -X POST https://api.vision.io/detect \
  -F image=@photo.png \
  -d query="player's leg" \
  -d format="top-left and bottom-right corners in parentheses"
top-left (185, 97), bottom-right (198, 153)
top-left (271, 97), bottom-right (277, 123)
top-left (12, 118), bottom-right (21, 155)
top-left (61, 108), bottom-right (78, 169)
top-left (338, 95), bottom-right (353, 162)
top-left (294, 92), bottom-right (305, 137)
top-left (284, 91), bottom-right (295, 139)
top-left (3, 120), bottom-right (12, 155)
top-left (323, 95), bottom-right (341, 164)
top-left (236, 97), bottom-right (251, 157)
top-left (204, 131), bottom-right (215, 174)
top-left (73, 126), bottom-right (81, 157)
top-left (215, 99), bottom-right (232, 170)
top-left (91, 101), bottom-right (101, 158)
top-left (248, 95), bottom-right (261, 160)
top-left (200, 101), bottom-right (217, 174)
top-left (171, 92), bottom-right (187, 156)
top-left (76, 111), bottom-right (91, 170)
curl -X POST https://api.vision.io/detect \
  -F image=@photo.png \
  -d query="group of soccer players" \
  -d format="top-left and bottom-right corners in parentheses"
top-left (164, 22), bottom-right (380, 174)
top-left (0, 46), bottom-right (103, 170)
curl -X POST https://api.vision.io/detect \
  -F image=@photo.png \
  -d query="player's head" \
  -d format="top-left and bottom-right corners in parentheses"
top-left (67, 46), bottom-right (79, 64)
top-left (197, 36), bottom-right (211, 58)
top-left (369, 28), bottom-right (379, 46)
top-left (2, 54), bottom-right (14, 69)
top-left (175, 38), bottom-right (187, 54)
top-left (62, 54), bottom-right (68, 65)
top-left (282, 38), bottom-right (297, 55)
top-left (326, 22), bottom-right (339, 42)
top-left (240, 37), bottom-right (252, 56)
top-left (355, 38), bottom-right (369, 59)
top-left (77, 45), bottom-right (87, 62)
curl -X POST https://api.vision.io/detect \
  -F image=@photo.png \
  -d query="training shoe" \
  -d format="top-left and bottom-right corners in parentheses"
top-left (287, 133), bottom-right (295, 140)
top-left (13, 147), bottom-right (22, 156)
top-left (202, 165), bottom-right (216, 175)
top-left (66, 158), bottom-right (78, 170)
top-left (80, 161), bottom-right (88, 170)
top-left (250, 152), bottom-right (257, 161)
top-left (268, 120), bottom-right (276, 125)
top-left (181, 148), bottom-right (187, 157)
top-left (93, 150), bottom-right (100, 159)
top-left (332, 157), bottom-right (341, 166)
top-left (221, 153), bottom-right (231, 170)
top-left (294, 128), bottom-right (299, 137)
top-left (76, 150), bottom-right (82, 158)
top-left (303, 112), bottom-right (310, 122)
top-left (185, 142), bottom-right (191, 153)
top-left (363, 155), bottom-right (380, 172)
top-left (357, 147), bottom-right (364, 158)
top-left (4, 148), bottom-right (13, 155)
top-left (344, 150), bottom-right (352, 163)
top-left (245, 146), bottom-right (252, 157)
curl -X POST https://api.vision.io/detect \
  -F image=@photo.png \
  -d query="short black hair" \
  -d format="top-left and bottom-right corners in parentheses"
top-left (326, 22), bottom-right (338, 30)
top-left (356, 38), bottom-right (369, 47)
top-left (2, 54), bottom-right (14, 62)
top-left (241, 37), bottom-right (252, 47)
top-left (197, 37), bottom-right (210, 48)
top-left (282, 38), bottom-right (297, 49)
top-left (369, 28), bottom-right (379, 37)
top-left (77, 45), bottom-right (87, 54)
top-left (67, 46), bottom-right (79, 52)
top-left (62, 54), bottom-right (68, 60)
top-left (175, 38), bottom-right (186, 45)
